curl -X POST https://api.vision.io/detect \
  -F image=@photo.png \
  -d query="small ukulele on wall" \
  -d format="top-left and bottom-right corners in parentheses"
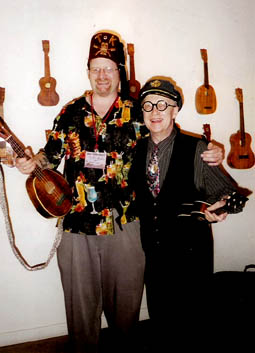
top-left (0, 87), bottom-right (5, 118)
top-left (203, 123), bottom-right (211, 142)
top-left (195, 49), bottom-right (217, 114)
top-left (127, 43), bottom-right (140, 100)
top-left (38, 40), bottom-right (59, 106)
top-left (0, 87), bottom-right (15, 167)
top-left (227, 88), bottom-right (255, 169)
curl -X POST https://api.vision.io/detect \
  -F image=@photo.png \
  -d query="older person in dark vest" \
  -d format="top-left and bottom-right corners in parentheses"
top-left (129, 76), bottom-right (246, 350)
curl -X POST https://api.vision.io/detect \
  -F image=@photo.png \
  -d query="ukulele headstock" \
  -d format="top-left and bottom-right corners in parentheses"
top-left (0, 87), bottom-right (5, 105)
top-left (235, 88), bottom-right (243, 103)
top-left (0, 116), bottom-right (11, 141)
top-left (203, 124), bottom-right (211, 142)
top-left (127, 43), bottom-right (134, 56)
top-left (42, 40), bottom-right (50, 54)
top-left (200, 49), bottom-right (208, 63)
top-left (223, 191), bottom-right (248, 213)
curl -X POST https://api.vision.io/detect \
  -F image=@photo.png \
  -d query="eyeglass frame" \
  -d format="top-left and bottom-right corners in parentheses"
top-left (89, 67), bottom-right (119, 75)
top-left (141, 100), bottom-right (177, 112)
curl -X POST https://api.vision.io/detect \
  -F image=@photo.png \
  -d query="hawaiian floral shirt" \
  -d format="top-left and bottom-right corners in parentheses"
top-left (43, 90), bottom-right (147, 236)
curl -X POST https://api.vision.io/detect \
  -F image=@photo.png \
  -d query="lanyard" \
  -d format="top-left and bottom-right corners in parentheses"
top-left (90, 94), bottom-right (119, 151)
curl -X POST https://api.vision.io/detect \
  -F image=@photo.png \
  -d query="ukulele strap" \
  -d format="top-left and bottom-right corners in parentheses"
top-left (0, 164), bottom-right (62, 271)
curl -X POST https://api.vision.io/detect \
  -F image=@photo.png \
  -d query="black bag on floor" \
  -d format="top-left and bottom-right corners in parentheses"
top-left (212, 264), bottom-right (255, 321)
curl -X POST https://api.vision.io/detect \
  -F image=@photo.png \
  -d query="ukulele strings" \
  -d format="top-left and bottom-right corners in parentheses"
top-left (7, 136), bottom-right (65, 201)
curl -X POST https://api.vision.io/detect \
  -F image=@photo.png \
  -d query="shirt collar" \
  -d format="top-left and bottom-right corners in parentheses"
top-left (148, 127), bottom-right (177, 153)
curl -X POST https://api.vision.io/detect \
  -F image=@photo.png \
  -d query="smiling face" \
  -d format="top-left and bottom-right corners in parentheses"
top-left (88, 57), bottom-right (120, 97)
top-left (142, 94), bottom-right (179, 143)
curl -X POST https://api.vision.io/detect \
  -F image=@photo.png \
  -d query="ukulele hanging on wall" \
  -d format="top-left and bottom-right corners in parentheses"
top-left (0, 87), bottom-right (15, 168)
top-left (227, 88), bottom-right (255, 169)
top-left (38, 40), bottom-right (59, 106)
top-left (195, 49), bottom-right (217, 114)
top-left (0, 87), bottom-right (5, 118)
top-left (127, 43), bottom-right (140, 100)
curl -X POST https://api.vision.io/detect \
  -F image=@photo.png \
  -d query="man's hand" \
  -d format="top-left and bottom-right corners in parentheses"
top-left (204, 200), bottom-right (228, 223)
top-left (201, 142), bottom-right (224, 166)
top-left (15, 148), bottom-right (36, 175)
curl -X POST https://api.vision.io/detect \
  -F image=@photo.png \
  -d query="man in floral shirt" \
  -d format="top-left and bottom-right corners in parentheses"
top-left (16, 31), bottom-right (223, 353)
top-left (16, 31), bottom-right (147, 353)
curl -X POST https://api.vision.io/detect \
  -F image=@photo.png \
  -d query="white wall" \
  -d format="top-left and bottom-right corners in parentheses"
top-left (0, 0), bottom-right (254, 346)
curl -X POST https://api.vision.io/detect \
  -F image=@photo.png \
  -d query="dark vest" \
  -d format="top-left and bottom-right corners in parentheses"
top-left (132, 129), bottom-right (213, 271)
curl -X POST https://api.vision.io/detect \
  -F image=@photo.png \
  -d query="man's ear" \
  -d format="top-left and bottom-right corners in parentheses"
top-left (172, 106), bottom-right (179, 120)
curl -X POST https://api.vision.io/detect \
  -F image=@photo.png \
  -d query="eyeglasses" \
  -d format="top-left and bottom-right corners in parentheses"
top-left (142, 100), bottom-right (177, 112)
top-left (89, 67), bottom-right (119, 75)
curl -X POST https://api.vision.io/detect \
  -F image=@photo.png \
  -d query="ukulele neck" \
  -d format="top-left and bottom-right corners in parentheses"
top-left (239, 101), bottom-right (245, 146)
top-left (129, 54), bottom-right (135, 81)
top-left (44, 52), bottom-right (51, 78)
top-left (204, 62), bottom-right (209, 88)
top-left (0, 87), bottom-right (5, 118)
top-left (6, 135), bottom-right (42, 177)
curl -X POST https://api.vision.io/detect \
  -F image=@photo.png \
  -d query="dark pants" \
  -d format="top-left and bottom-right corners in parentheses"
top-left (143, 222), bottom-right (214, 350)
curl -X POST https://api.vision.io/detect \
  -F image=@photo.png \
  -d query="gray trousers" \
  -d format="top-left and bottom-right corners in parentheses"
top-left (57, 218), bottom-right (145, 353)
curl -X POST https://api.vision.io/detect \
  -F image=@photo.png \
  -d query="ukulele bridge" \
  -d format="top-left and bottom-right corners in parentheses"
top-left (56, 194), bottom-right (66, 206)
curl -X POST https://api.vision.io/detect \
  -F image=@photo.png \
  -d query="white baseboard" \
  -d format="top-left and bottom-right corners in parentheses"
top-left (0, 306), bottom-right (149, 347)
top-left (0, 323), bottom-right (68, 347)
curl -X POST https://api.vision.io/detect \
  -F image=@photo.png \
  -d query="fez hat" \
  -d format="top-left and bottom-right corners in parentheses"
top-left (88, 31), bottom-right (128, 100)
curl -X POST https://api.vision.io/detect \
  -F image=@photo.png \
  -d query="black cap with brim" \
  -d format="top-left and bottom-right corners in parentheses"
top-left (139, 78), bottom-right (182, 110)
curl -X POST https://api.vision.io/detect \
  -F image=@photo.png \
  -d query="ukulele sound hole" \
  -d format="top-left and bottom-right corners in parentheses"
top-left (45, 181), bottom-right (55, 194)
top-left (45, 82), bottom-right (51, 88)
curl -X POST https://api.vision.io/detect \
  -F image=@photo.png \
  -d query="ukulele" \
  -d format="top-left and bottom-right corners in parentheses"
top-left (0, 117), bottom-right (72, 218)
top-left (0, 88), bottom-right (15, 167)
top-left (0, 87), bottom-right (4, 117)
top-left (127, 43), bottom-right (140, 100)
top-left (178, 191), bottom-right (248, 222)
top-left (195, 49), bottom-right (217, 114)
top-left (203, 123), bottom-right (211, 142)
top-left (227, 88), bottom-right (255, 169)
top-left (38, 40), bottom-right (59, 106)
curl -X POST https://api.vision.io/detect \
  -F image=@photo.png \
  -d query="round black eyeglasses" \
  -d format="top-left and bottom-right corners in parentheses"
top-left (142, 100), bottom-right (177, 112)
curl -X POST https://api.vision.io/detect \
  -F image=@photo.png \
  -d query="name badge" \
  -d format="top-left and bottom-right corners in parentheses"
top-left (85, 151), bottom-right (107, 169)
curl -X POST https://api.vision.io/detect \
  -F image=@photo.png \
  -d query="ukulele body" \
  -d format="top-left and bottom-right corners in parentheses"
top-left (227, 131), bottom-right (255, 169)
top-left (195, 84), bottom-right (217, 114)
top-left (26, 169), bottom-right (73, 218)
top-left (38, 76), bottom-right (59, 106)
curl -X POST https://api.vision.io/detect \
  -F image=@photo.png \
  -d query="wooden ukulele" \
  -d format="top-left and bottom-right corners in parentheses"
top-left (127, 43), bottom-right (140, 100)
top-left (203, 123), bottom-right (211, 142)
top-left (227, 88), bottom-right (255, 169)
top-left (178, 191), bottom-right (248, 222)
top-left (195, 49), bottom-right (217, 114)
top-left (0, 117), bottom-right (72, 218)
top-left (0, 87), bottom-right (4, 117)
top-left (38, 40), bottom-right (59, 106)
top-left (0, 88), bottom-right (15, 167)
